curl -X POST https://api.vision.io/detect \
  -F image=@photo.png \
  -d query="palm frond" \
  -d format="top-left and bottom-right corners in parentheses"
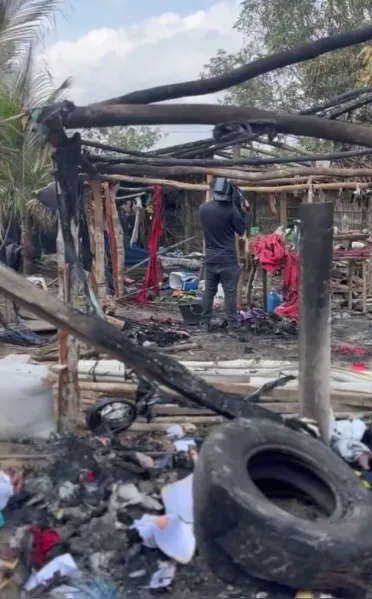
top-left (0, 1), bottom-right (72, 226)
top-left (0, 0), bottom-right (63, 46)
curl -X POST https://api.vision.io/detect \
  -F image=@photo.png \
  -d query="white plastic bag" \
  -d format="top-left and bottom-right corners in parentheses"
top-left (0, 471), bottom-right (13, 510)
top-left (0, 358), bottom-right (56, 440)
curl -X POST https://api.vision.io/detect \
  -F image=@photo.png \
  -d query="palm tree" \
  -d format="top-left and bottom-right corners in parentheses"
top-left (0, 0), bottom-right (65, 75)
top-left (0, 0), bottom-right (72, 273)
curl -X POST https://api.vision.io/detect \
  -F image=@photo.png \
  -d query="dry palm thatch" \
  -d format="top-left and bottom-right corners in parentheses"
top-left (27, 195), bottom-right (56, 230)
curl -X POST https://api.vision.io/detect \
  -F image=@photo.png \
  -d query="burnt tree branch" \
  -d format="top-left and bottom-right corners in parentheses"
top-left (86, 147), bottom-right (372, 168)
top-left (64, 103), bottom-right (372, 147)
top-left (96, 24), bottom-right (372, 105)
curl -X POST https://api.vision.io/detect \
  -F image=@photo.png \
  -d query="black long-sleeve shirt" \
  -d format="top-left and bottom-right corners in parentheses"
top-left (199, 199), bottom-right (247, 265)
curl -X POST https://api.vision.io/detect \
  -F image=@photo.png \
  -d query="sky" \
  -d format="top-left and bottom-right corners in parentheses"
top-left (40, 0), bottom-right (244, 148)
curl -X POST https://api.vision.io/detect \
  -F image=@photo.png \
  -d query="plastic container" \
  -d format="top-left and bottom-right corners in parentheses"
top-left (169, 272), bottom-right (198, 292)
top-left (178, 301), bottom-right (202, 325)
top-left (250, 226), bottom-right (260, 235)
top-left (267, 290), bottom-right (281, 314)
top-left (0, 357), bottom-right (56, 440)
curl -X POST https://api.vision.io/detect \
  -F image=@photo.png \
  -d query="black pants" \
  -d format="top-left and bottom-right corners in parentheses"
top-left (201, 263), bottom-right (240, 328)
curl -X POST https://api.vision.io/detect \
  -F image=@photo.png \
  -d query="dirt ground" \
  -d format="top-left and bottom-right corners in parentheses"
top-left (120, 303), bottom-right (372, 365)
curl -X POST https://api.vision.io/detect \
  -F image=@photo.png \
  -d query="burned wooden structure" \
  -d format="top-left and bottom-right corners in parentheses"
top-left (15, 23), bottom-right (372, 438)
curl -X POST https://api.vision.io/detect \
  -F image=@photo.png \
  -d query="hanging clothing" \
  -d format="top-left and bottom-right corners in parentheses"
top-left (130, 196), bottom-right (143, 246)
top-left (136, 185), bottom-right (163, 303)
top-left (253, 233), bottom-right (299, 320)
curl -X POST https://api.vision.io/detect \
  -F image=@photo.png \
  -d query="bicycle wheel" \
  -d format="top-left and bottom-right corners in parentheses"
top-left (86, 397), bottom-right (137, 435)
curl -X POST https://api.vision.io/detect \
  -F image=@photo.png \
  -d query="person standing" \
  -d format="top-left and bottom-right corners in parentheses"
top-left (199, 178), bottom-right (250, 333)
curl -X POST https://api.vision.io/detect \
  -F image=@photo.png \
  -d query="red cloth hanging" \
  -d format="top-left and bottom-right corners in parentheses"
top-left (136, 185), bottom-right (163, 303)
top-left (253, 233), bottom-right (299, 320)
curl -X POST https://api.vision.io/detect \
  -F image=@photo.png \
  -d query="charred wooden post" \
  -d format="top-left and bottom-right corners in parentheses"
top-left (299, 201), bottom-right (334, 443)
top-left (52, 137), bottom-right (82, 433)
top-left (88, 179), bottom-right (106, 304)
top-left (84, 186), bottom-right (97, 293)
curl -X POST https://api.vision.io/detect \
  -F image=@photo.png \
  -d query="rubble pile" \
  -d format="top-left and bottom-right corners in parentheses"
top-left (0, 431), bottom-right (207, 598)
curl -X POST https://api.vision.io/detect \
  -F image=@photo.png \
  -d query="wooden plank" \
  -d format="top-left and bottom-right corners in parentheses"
top-left (77, 380), bottom-right (372, 408)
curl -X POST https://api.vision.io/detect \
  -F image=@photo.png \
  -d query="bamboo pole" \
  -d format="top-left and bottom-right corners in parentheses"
top-left (246, 176), bottom-right (333, 186)
top-left (240, 182), bottom-right (372, 193)
top-left (110, 182), bottom-right (125, 296)
top-left (112, 173), bottom-right (208, 190)
top-left (95, 175), bottom-right (372, 194)
top-left (88, 179), bottom-right (106, 304)
top-left (77, 380), bottom-right (372, 409)
top-left (103, 164), bottom-right (372, 183)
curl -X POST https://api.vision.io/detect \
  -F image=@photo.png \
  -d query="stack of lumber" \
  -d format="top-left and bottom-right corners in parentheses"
top-left (68, 358), bottom-right (372, 430)
top-left (332, 260), bottom-right (366, 302)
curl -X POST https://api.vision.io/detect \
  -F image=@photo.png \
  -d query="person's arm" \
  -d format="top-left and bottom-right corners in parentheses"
top-left (232, 204), bottom-right (247, 236)
top-left (199, 203), bottom-right (207, 234)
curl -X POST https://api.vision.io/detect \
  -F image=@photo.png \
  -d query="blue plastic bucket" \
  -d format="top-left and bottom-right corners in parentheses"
top-left (267, 290), bottom-right (281, 313)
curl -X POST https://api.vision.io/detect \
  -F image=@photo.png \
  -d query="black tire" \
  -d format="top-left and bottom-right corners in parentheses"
top-left (193, 418), bottom-right (372, 593)
top-left (86, 397), bottom-right (137, 435)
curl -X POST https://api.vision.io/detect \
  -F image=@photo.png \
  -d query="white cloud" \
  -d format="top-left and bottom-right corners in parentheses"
top-left (42, 0), bottom-right (243, 147)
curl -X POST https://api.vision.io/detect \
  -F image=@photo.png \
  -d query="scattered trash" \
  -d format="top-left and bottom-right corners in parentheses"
top-left (166, 424), bottom-right (185, 439)
top-left (24, 553), bottom-right (79, 592)
top-left (30, 525), bottom-right (62, 567)
top-left (109, 482), bottom-right (142, 513)
top-left (132, 514), bottom-right (195, 564)
top-left (329, 411), bottom-right (372, 463)
top-left (239, 307), bottom-right (297, 336)
top-left (128, 568), bottom-right (147, 579)
top-left (51, 576), bottom-right (119, 598)
top-left (161, 474), bottom-right (193, 523)
top-left (129, 323), bottom-right (190, 347)
top-left (149, 560), bottom-right (176, 591)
